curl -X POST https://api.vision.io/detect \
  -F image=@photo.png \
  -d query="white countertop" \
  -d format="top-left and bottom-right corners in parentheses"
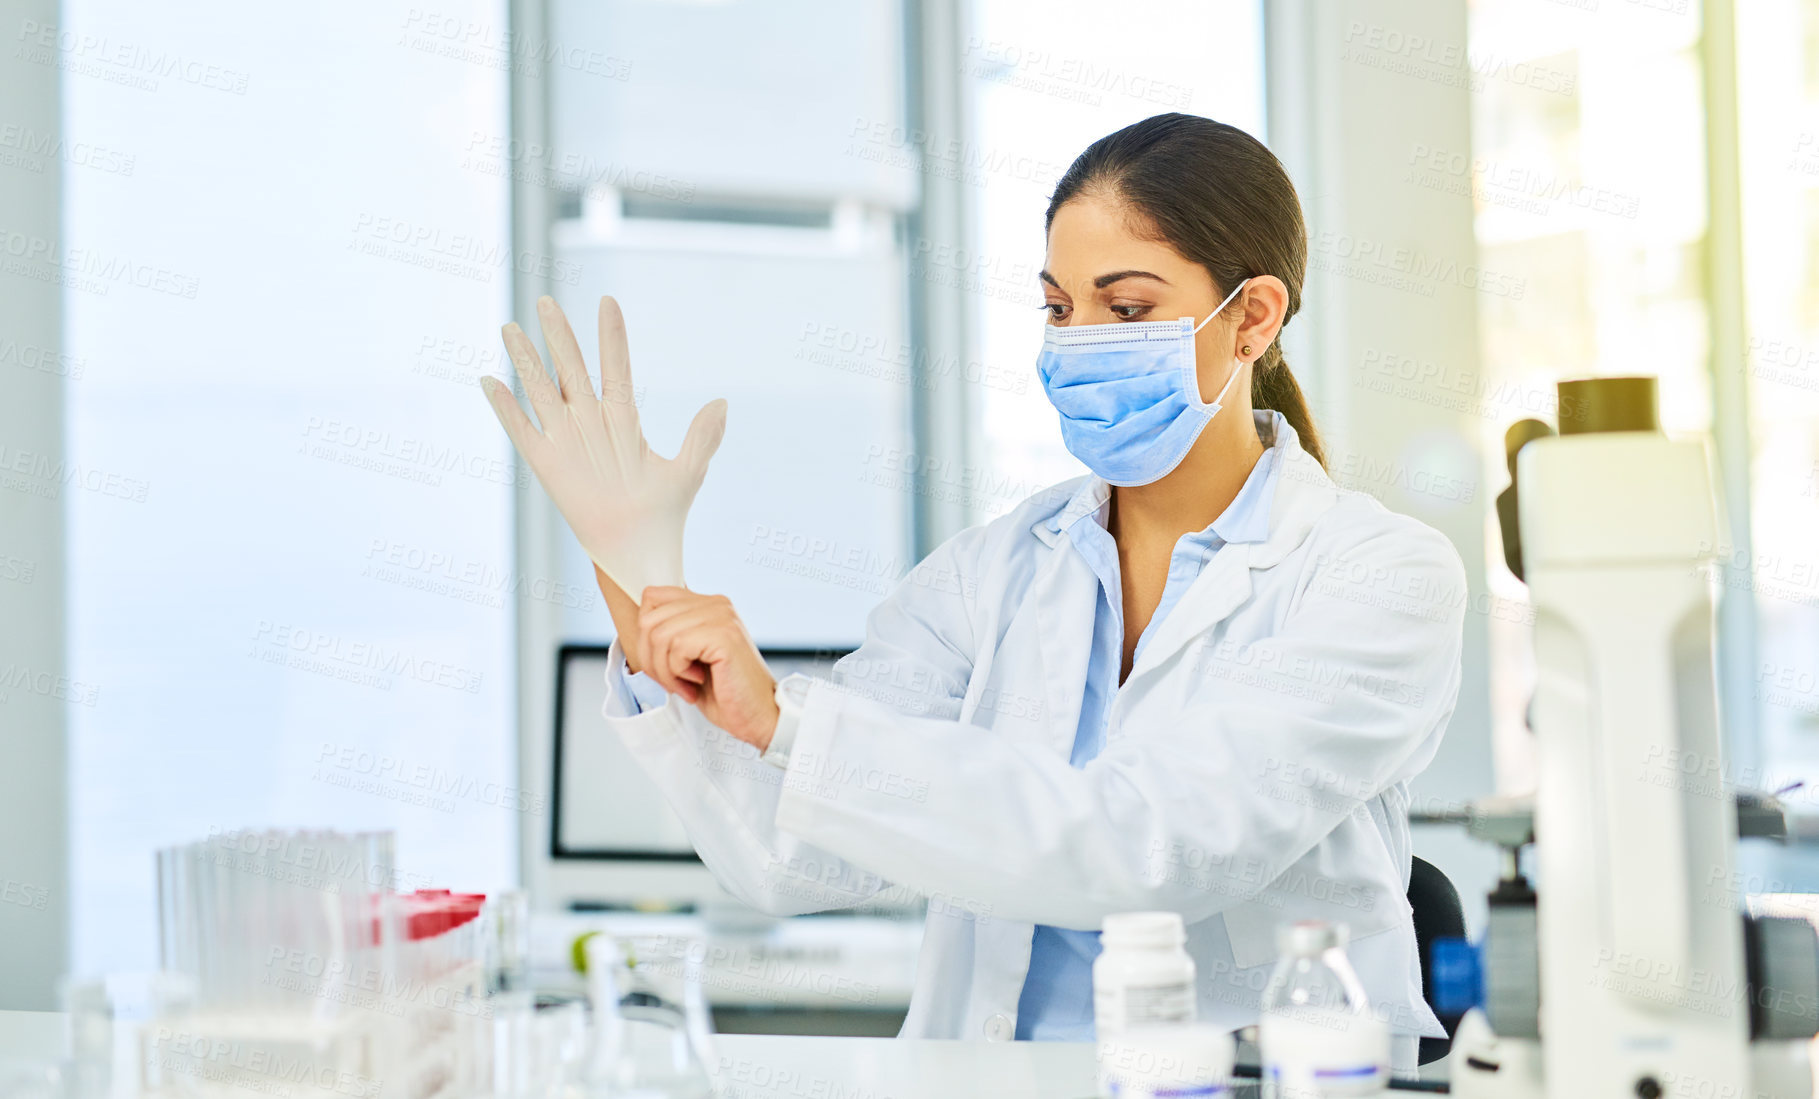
top-left (0, 1009), bottom-right (1105, 1099)
top-left (711, 1033), bottom-right (1101, 1098)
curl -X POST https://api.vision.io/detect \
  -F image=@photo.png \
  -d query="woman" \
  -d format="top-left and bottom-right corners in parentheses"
top-left (482, 113), bottom-right (1465, 1069)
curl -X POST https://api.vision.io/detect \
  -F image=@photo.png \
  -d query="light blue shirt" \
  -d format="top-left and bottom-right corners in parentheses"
top-left (1014, 430), bottom-right (1284, 1041)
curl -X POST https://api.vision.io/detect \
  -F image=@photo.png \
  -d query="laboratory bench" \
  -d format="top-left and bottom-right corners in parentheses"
top-left (1, 1008), bottom-right (1100, 1097)
top-left (0, 1007), bottom-right (1457, 1097)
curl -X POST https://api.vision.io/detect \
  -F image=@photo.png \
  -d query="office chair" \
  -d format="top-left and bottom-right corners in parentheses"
top-left (1407, 855), bottom-right (1467, 1065)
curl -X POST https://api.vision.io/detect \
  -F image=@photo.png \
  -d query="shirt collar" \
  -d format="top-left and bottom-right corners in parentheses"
top-left (1048, 409), bottom-right (1287, 545)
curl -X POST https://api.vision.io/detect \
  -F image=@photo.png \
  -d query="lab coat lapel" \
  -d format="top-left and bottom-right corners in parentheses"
top-left (1123, 443), bottom-right (1339, 685)
top-left (1030, 541), bottom-right (1099, 757)
top-left (1124, 544), bottom-right (1253, 684)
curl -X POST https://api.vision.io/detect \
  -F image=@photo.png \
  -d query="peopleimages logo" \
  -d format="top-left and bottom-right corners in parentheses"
top-left (248, 620), bottom-right (485, 695)
top-left (313, 742), bottom-right (544, 815)
top-left (0, 228), bottom-right (200, 298)
top-left (14, 20), bottom-right (252, 95)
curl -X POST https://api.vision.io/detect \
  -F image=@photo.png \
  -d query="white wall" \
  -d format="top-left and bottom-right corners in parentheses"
top-left (0, 0), bottom-right (69, 1009)
top-left (59, 0), bottom-right (516, 977)
top-left (1267, 0), bottom-right (1498, 930)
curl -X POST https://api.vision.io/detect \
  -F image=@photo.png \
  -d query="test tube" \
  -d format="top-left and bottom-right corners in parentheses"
top-left (150, 826), bottom-right (424, 1097)
top-left (196, 837), bottom-right (219, 1009)
top-left (58, 976), bottom-right (112, 1099)
top-left (489, 989), bottom-right (538, 1098)
top-left (486, 890), bottom-right (530, 994)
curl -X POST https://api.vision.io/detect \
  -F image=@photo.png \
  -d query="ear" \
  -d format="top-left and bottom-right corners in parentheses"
top-left (1233, 275), bottom-right (1290, 359)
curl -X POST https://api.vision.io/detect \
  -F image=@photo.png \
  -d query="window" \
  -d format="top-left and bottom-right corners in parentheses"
top-left (1735, 0), bottom-right (1819, 857)
top-left (62, 0), bottom-right (516, 973)
top-left (1465, 0), bottom-right (1710, 792)
top-left (540, 0), bottom-right (914, 650)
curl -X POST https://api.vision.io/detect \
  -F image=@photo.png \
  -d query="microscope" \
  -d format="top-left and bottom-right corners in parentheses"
top-left (1444, 377), bottom-right (1819, 1097)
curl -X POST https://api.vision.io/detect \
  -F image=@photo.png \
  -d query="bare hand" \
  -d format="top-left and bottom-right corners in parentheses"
top-left (636, 586), bottom-right (779, 750)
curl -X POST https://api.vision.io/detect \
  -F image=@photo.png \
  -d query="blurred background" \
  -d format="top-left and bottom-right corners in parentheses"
top-left (1, 0), bottom-right (1813, 1036)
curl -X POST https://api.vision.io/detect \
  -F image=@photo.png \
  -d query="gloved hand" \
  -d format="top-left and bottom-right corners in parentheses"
top-left (481, 295), bottom-right (727, 598)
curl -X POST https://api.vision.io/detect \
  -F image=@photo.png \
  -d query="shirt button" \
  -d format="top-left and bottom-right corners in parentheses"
top-left (983, 1013), bottom-right (1013, 1042)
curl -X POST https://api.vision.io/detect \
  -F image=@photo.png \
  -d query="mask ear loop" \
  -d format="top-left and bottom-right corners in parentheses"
top-left (1194, 277), bottom-right (1252, 407)
top-left (1192, 276), bottom-right (1251, 334)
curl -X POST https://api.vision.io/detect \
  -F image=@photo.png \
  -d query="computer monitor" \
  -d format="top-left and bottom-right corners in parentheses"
top-left (544, 644), bottom-right (849, 911)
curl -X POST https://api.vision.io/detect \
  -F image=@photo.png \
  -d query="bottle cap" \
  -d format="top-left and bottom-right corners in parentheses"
top-left (1102, 911), bottom-right (1187, 950)
top-left (1277, 919), bottom-right (1346, 956)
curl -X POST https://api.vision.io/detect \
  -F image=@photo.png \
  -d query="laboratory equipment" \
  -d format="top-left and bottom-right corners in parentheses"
top-left (1257, 921), bottom-right (1387, 1098)
top-left (62, 975), bottom-right (118, 1099)
top-left (579, 933), bottom-right (715, 1099)
top-left (1092, 911), bottom-right (1197, 1037)
top-left (147, 828), bottom-right (500, 1099)
top-left (57, 972), bottom-right (196, 1099)
top-left (488, 890), bottom-right (532, 994)
top-left (1441, 377), bottom-right (1819, 1097)
top-left (529, 909), bottom-right (923, 1040)
top-left (489, 991), bottom-right (587, 1099)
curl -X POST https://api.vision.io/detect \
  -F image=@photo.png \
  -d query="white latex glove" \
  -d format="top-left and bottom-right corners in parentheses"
top-left (481, 294), bottom-right (727, 598)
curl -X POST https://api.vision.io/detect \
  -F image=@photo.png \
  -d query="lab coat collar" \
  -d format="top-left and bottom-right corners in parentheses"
top-left (1029, 410), bottom-right (1341, 686)
top-left (1032, 410), bottom-right (1329, 560)
top-left (1041, 479), bottom-right (1111, 545)
top-left (1244, 411), bottom-right (1340, 569)
top-left (1132, 419), bottom-right (1338, 680)
top-left (1050, 444), bottom-right (1280, 556)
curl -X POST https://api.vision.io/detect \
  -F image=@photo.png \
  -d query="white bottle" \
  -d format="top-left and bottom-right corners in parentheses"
top-left (1258, 921), bottom-right (1389, 1098)
top-left (1097, 1023), bottom-right (1235, 1098)
top-left (1093, 911), bottom-right (1197, 1038)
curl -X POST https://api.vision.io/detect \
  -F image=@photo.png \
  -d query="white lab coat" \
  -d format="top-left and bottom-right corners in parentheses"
top-left (600, 413), bottom-right (1465, 1069)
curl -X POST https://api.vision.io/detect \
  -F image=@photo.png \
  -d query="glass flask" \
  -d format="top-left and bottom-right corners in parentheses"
top-left (579, 933), bottom-right (716, 1099)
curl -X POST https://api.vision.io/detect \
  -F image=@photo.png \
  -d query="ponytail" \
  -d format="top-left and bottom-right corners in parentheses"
top-left (1251, 344), bottom-right (1326, 469)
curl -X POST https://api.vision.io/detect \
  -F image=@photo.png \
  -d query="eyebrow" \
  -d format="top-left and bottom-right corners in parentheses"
top-left (1038, 269), bottom-right (1172, 290)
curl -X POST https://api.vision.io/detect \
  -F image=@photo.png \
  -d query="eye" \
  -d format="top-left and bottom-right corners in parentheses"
top-left (1110, 304), bottom-right (1150, 321)
top-left (1043, 303), bottom-right (1071, 322)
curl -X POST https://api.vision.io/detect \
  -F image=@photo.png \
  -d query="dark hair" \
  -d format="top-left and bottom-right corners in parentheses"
top-left (1045, 113), bottom-right (1325, 469)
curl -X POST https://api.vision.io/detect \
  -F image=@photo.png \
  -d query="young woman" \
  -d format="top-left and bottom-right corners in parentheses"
top-left (483, 113), bottom-right (1466, 1070)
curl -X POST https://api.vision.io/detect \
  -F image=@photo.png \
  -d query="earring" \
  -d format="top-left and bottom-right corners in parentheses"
top-left (1240, 344), bottom-right (1253, 357)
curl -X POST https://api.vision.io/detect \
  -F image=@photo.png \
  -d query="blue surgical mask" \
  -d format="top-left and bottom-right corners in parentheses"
top-left (1036, 277), bottom-right (1251, 487)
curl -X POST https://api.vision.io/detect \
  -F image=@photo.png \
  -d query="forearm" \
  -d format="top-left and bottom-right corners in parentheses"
top-left (612, 700), bottom-right (888, 915)
top-left (595, 565), bottom-right (645, 673)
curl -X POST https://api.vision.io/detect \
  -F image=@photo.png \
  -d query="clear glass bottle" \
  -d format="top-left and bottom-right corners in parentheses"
top-left (1258, 921), bottom-right (1388, 1098)
top-left (580, 933), bottom-right (716, 1099)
